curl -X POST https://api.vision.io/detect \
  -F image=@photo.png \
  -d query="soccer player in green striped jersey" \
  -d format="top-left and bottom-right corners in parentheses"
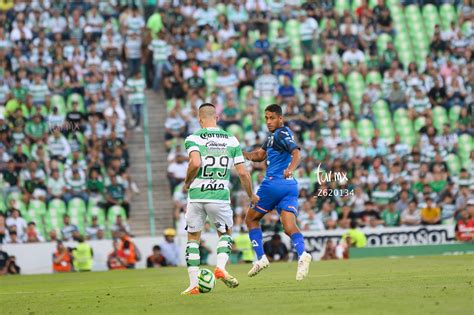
top-left (181, 103), bottom-right (259, 295)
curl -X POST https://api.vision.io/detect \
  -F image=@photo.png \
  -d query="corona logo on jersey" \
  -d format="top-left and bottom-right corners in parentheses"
top-left (200, 132), bottom-right (229, 140)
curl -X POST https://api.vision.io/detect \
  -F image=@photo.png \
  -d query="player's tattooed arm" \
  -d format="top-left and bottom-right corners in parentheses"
top-left (243, 148), bottom-right (267, 162)
top-left (283, 148), bottom-right (301, 178)
top-left (184, 151), bottom-right (201, 191)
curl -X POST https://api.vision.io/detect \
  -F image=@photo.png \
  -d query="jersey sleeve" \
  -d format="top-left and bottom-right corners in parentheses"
top-left (261, 137), bottom-right (269, 151)
top-left (230, 137), bottom-right (245, 164)
top-left (276, 129), bottom-right (299, 153)
top-left (184, 136), bottom-right (200, 155)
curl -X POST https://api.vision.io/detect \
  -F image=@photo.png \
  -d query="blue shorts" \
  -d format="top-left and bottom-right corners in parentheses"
top-left (252, 178), bottom-right (299, 216)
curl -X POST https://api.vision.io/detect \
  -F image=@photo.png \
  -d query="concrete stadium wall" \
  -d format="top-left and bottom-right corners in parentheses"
top-left (2, 225), bottom-right (456, 275)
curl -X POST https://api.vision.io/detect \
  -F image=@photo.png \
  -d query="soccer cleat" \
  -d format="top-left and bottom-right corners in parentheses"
top-left (214, 267), bottom-right (239, 288)
top-left (296, 252), bottom-right (312, 281)
top-left (247, 255), bottom-right (270, 277)
top-left (180, 286), bottom-right (200, 295)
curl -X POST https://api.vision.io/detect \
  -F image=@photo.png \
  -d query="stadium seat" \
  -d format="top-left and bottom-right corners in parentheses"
top-left (259, 96), bottom-right (276, 112)
top-left (458, 134), bottom-right (472, 156)
top-left (311, 54), bottom-right (322, 68)
top-left (204, 68), bottom-right (217, 91)
top-left (49, 198), bottom-right (67, 215)
top-left (87, 206), bottom-right (107, 227)
top-left (423, 4), bottom-right (440, 38)
top-left (334, 0), bottom-right (349, 15)
top-left (68, 198), bottom-right (86, 233)
top-left (439, 4), bottom-right (457, 30)
top-left (269, 20), bottom-right (283, 42)
top-left (449, 106), bottom-right (462, 128)
top-left (357, 119), bottom-right (375, 144)
top-left (45, 210), bottom-right (64, 236)
top-left (432, 106), bottom-right (448, 131)
top-left (107, 205), bottom-right (127, 224)
top-left (242, 115), bottom-right (253, 132)
top-left (239, 86), bottom-right (253, 103)
top-left (226, 124), bottom-right (244, 141)
top-left (0, 194), bottom-right (6, 214)
top-left (285, 19), bottom-right (300, 38)
top-left (66, 93), bottom-right (85, 113)
top-left (236, 57), bottom-right (251, 71)
top-left (377, 34), bottom-right (392, 56)
top-left (166, 99), bottom-right (176, 112)
top-left (28, 199), bottom-right (47, 216)
top-left (50, 94), bottom-right (67, 116)
top-left (309, 73), bottom-right (324, 88)
top-left (351, 0), bottom-right (363, 13)
top-left (292, 73), bottom-right (307, 89)
top-left (414, 116), bottom-right (426, 131)
top-left (366, 71), bottom-right (382, 85)
top-left (253, 57), bottom-right (264, 71)
top-left (347, 72), bottom-right (365, 89)
top-left (215, 3), bottom-right (226, 14)
top-left (290, 55), bottom-right (304, 71)
top-left (339, 119), bottom-right (355, 140)
top-left (445, 154), bottom-right (461, 175)
top-left (394, 108), bottom-right (409, 120)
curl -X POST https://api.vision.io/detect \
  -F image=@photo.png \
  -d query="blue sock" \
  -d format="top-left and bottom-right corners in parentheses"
top-left (249, 228), bottom-right (264, 260)
top-left (291, 232), bottom-right (305, 257)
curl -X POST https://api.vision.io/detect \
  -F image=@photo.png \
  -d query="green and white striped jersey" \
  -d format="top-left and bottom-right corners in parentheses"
top-left (126, 78), bottom-right (145, 105)
top-left (184, 127), bottom-right (245, 204)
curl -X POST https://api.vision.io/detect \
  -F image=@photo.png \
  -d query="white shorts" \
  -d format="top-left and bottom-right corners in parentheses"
top-left (185, 202), bottom-right (233, 233)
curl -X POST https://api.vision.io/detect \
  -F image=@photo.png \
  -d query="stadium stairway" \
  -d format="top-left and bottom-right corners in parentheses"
top-left (128, 89), bottom-right (174, 236)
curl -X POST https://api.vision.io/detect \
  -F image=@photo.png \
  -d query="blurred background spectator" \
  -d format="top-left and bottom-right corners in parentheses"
top-left (52, 241), bottom-right (72, 273)
top-left (0, 0), bottom-right (139, 244)
top-left (263, 233), bottom-right (289, 262)
top-left (151, 0), bottom-right (473, 238)
top-left (146, 245), bottom-right (168, 268)
top-left (160, 228), bottom-right (180, 266)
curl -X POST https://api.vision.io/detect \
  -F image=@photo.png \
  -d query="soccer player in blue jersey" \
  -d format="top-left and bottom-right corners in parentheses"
top-left (243, 104), bottom-right (312, 280)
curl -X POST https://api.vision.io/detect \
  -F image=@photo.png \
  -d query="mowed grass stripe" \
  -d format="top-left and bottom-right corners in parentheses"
top-left (0, 255), bottom-right (472, 315)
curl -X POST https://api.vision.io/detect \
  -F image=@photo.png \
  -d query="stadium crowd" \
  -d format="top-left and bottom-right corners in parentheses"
top-left (0, 1), bottom-right (146, 244)
top-left (158, 0), bottom-right (474, 240)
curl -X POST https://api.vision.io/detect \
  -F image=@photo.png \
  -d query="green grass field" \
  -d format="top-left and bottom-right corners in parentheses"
top-left (1, 255), bottom-right (473, 315)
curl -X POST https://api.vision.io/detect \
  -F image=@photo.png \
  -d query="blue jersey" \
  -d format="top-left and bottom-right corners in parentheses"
top-left (262, 126), bottom-right (299, 180)
top-left (253, 126), bottom-right (300, 216)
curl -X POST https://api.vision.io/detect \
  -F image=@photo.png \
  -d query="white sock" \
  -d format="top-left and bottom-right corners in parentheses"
top-left (188, 266), bottom-right (199, 288)
top-left (216, 253), bottom-right (229, 270)
top-left (216, 235), bottom-right (232, 270)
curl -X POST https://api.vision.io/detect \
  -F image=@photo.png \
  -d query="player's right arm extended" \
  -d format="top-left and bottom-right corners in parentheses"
top-left (243, 148), bottom-right (267, 162)
top-left (235, 163), bottom-right (259, 204)
top-left (184, 151), bottom-right (201, 190)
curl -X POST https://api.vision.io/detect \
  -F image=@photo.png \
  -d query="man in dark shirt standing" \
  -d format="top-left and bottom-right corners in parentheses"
top-left (185, 65), bottom-right (206, 97)
top-left (263, 234), bottom-right (289, 262)
top-left (428, 78), bottom-right (447, 108)
top-left (12, 146), bottom-right (28, 172)
top-left (377, 7), bottom-right (393, 35)
top-left (2, 159), bottom-right (20, 190)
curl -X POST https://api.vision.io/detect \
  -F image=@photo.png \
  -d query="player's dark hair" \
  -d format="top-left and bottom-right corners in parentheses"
top-left (199, 103), bottom-right (215, 110)
top-left (265, 104), bottom-right (282, 116)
